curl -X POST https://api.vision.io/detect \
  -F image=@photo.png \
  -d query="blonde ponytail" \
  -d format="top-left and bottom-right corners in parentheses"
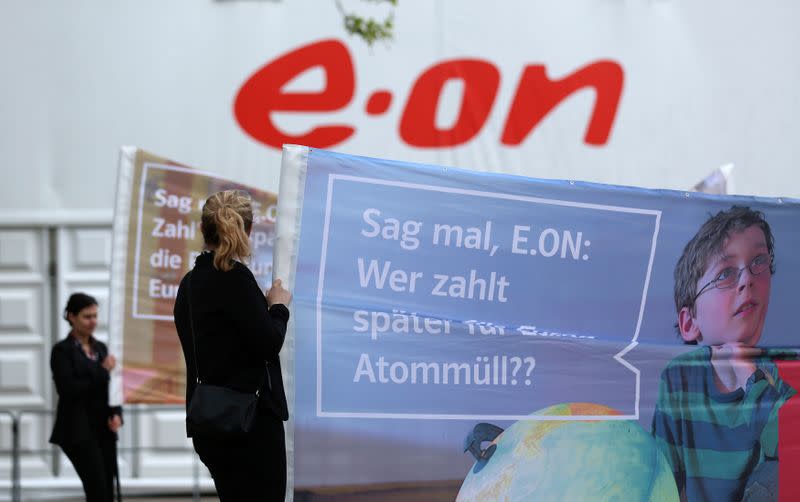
top-left (200, 190), bottom-right (253, 271)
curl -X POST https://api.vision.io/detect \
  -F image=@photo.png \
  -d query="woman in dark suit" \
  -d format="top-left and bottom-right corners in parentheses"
top-left (173, 190), bottom-right (292, 501)
top-left (50, 292), bottom-right (122, 502)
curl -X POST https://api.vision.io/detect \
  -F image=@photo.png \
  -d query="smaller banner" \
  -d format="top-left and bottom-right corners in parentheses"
top-left (109, 147), bottom-right (277, 404)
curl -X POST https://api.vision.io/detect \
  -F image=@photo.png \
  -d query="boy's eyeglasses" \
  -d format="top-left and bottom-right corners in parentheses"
top-left (693, 254), bottom-right (772, 304)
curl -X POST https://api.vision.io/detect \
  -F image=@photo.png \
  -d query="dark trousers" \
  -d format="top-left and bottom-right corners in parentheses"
top-left (193, 413), bottom-right (286, 502)
top-left (61, 437), bottom-right (117, 502)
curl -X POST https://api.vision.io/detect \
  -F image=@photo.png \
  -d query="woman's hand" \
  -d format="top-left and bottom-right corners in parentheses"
top-left (101, 354), bottom-right (117, 371)
top-left (266, 278), bottom-right (292, 307)
top-left (108, 414), bottom-right (122, 433)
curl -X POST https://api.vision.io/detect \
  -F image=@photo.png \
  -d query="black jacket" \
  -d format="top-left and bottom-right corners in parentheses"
top-left (50, 336), bottom-right (121, 446)
top-left (173, 252), bottom-right (290, 430)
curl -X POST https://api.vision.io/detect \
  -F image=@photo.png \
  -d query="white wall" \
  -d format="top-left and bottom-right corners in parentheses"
top-left (1, 0), bottom-right (799, 215)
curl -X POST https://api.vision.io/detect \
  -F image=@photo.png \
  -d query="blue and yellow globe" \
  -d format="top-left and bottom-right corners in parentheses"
top-left (457, 403), bottom-right (678, 502)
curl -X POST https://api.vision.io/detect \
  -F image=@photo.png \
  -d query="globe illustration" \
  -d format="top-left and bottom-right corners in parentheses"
top-left (457, 403), bottom-right (679, 502)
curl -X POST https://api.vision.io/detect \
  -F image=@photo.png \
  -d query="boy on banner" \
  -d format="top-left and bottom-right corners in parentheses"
top-left (652, 206), bottom-right (797, 501)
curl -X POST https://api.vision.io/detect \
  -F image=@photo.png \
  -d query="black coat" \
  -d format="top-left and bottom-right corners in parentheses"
top-left (50, 336), bottom-right (121, 446)
top-left (173, 252), bottom-right (290, 431)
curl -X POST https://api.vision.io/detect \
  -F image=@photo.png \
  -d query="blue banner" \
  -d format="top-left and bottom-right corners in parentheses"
top-left (279, 147), bottom-right (800, 500)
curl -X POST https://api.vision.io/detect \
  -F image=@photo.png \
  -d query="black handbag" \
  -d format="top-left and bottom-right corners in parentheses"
top-left (186, 383), bottom-right (258, 438)
top-left (185, 271), bottom-right (262, 439)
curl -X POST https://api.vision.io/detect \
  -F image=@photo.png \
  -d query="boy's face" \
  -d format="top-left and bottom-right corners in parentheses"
top-left (679, 225), bottom-right (772, 347)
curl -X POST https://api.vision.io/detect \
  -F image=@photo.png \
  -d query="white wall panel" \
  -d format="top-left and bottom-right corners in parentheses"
top-left (0, 412), bottom-right (16, 451)
top-left (0, 230), bottom-right (40, 273)
top-left (73, 228), bottom-right (112, 270)
top-left (0, 352), bottom-right (36, 394)
top-left (0, 349), bottom-right (44, 407)
top-left (61, 227), bottom-right (112, 274)
top-left (0, 228), bottom-right (49, 412)
top-left (0, 288), bottom-right (37, 333)
top-left (0, 228), bottom-right (50, 484)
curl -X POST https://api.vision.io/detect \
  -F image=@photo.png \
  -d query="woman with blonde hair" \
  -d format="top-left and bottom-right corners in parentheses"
top-left (174, 190), bottom-right (292, 501)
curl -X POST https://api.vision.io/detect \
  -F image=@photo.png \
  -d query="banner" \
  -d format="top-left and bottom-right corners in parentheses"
top-left (109, 147), bottom-right (278, 404)
top-left (276, 146), bottom-right (800, 501)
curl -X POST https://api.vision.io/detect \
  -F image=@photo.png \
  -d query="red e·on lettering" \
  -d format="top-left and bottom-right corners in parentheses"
top-left (234, 39), bottom-right (624, 150)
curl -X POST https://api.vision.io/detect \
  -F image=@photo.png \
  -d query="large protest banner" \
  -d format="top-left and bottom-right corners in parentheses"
top-left (276, 146), bottom-right (800, 500)
top-left (109, 147), bottom-right (278, 404)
